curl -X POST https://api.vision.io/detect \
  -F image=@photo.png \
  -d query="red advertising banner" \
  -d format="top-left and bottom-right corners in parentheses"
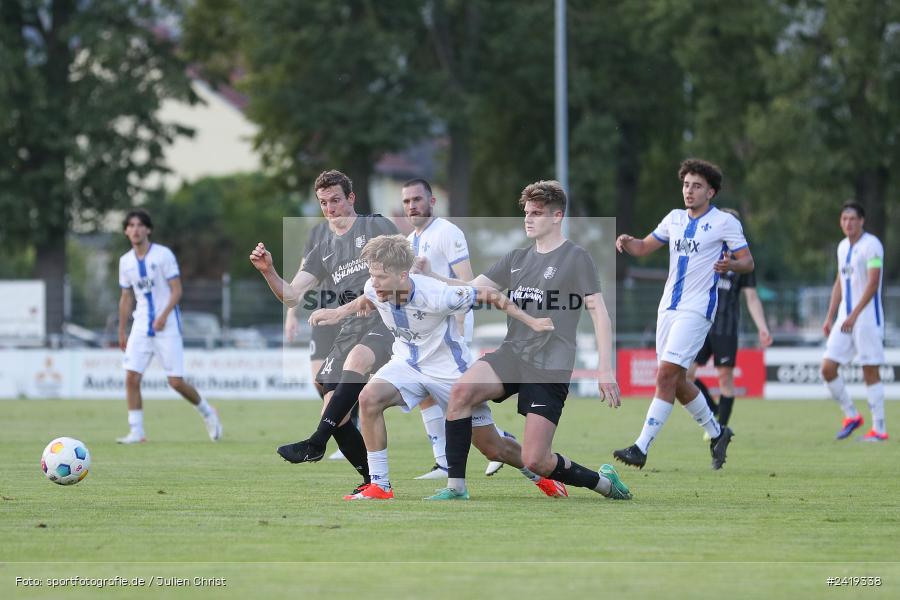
top-left (617, 348), bottom-right (765, 398)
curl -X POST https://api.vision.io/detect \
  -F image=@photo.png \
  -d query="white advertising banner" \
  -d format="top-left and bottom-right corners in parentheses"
top-left (765, 347), bottom-right (900, 399)
top-left (0, 349), bottom-right (317, 400)
top-left (4, 347), bottom-right (898, 401)
top-left (0, 280), bottom-right (45, 345)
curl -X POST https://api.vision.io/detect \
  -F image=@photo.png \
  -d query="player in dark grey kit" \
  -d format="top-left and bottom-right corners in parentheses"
top-left (414, 180), bottom-right (632, 500)
top-left (285, 220), bottom-right (346, 460)
top-left (250, 170), bottom-right (397, 492)
top-left (285, 220), bottom-right (341, 400)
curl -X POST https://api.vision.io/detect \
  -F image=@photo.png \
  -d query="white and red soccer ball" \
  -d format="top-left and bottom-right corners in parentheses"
top-left (41, 437), bottom-right (91, 485)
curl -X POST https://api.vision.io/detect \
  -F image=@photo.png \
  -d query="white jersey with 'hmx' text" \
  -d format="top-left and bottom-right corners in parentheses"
top-left (652, 206), bottom-right (748, 320)
top-left (837, 232), bottom-right (884, 328)
top-left (364, 274), bottom-right (475, 379)
top-left (118, 243), bottom-right (181, 337)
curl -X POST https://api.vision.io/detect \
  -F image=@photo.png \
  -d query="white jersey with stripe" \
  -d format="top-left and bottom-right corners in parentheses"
top-left (408, 217), bottom-right (474, 340)
top-left (653, 206), bottom-right (749, 320)
top-left (364, 274), bottom-right (475, 379)
top-left (119, 243), bottom-right (181, 337)
top-left (837, 232), bottom-right (884, 328)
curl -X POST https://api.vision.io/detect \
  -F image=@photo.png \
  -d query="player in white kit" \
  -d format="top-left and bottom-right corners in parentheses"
top-left (117, 210), bottom-right (222, 444)
top-left (613, 159), bottom-right (753, 470)
top-left (821, 201), bottom-right (888, 441)
top-left (401, 178), bottom-right (508, 479)
top-left (309, 235), bottom-right (568, 500)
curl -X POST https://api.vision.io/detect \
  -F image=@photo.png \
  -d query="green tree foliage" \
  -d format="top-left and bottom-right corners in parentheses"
top-left (667, 0), bottom-right (899, 282)
top-left (183, 0), bottom-right (429, 213)
top-left (568, 0), bottom-right (686, 263)
top-left (0, 0), bottom-right (196, 334)
top-left (743, 0), bottom-right (900, 280)
top-left (142, 174), bottom-right (299, 280)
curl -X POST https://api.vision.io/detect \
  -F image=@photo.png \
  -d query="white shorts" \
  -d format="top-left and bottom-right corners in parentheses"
top-left (371, 358), bottom-right (494, 427)
top-left (824, 317), bottom-right (885, 366)
top-left (656, 310), bottom-right (712, 369)
top-left (123, 331), bottom-right (185, 377)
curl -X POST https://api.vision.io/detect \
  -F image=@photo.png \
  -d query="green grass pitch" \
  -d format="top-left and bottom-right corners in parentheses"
top-left (1, 398), bottom-right (898, 599)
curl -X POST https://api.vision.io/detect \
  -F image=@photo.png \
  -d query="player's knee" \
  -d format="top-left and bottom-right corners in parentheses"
top-left (167, 376), bottom-right (185, 389)
top-left (125, 371), bottom-right (142, 388)
top-left (357, 387), bottom-right (380, 415)
top-left (655, 367), bottom-right (679, 390)
top-left (821, 362), bottom-right (838, 381)
top-left (449, 383), bottom-right (476, 407)
top-left (344, 347), bottom-right (374, 374)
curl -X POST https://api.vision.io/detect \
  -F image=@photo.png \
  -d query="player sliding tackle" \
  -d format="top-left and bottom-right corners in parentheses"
top-left (309, 234), bottom-right (570, 500)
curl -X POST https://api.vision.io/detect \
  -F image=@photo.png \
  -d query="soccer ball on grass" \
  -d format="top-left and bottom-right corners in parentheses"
top-left (41, 437), bottom-right (91, 485)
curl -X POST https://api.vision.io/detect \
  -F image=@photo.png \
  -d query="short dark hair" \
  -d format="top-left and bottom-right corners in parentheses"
top-left (678, 158), bottom-right (723, 195)
top-left (123, 209), bottom-right (153, 231)
top-left (841, 200), bottom-right (865, 219)
top-left (402, 178), bottom-right (432, 196)
top-left (518, 180), bottom-right (566, 215)
top-left (314, 170), bottom-right (353, 198)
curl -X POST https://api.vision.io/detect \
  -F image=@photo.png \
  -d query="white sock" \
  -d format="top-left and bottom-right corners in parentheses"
top-left (128, 409), bottom-right (144, 434)
top-left (518, 467), bottom-right (541, 482)
top-left (683, 393), bottom-right (722, 439)
top-left (367, 449), bottom-right (390, 490)
top-left (594, 473), bottom-right (612, 496)
top-left (635, 398), bottom-right (673, 453)
top-left (448, 477), bottom-right (466, 493)
top-left (826, 377), bottom-right (858, 418)
top-left (866, 382), bottom-right (886, 434)
top-left (195, 398), bottom-right (214, 418)
top-left (420, 404), bottom-right (447, 468)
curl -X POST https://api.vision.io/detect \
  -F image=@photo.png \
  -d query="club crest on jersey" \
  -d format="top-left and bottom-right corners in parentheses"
top-left (355, 235), bottom-right (367, 249)
top-left (543, 266), bottom-right (557, 279)
top-left (423, 242), bottom-right (431, 253)
top-left (413, 309), bottom-right (427, 320)
top-left (840, 264), bottom-right (854, 276)
top-left (701, 223), bottom-right (712, 232)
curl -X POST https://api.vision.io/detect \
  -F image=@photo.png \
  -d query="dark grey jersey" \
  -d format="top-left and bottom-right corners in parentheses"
top-left (709, 269), bottom-right (755, 336)
top-left (484, 240), bottom-right (600, 372)
top-left (302, 215), bottom-right (398, 305)
top-left (301, 221), bottom-right (335, 310)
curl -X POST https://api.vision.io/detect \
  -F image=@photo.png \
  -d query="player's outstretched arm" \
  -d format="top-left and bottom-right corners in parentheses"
top-left (714, 247), bottom-right (755, 274)
top-left (823, 273), bottom-right (842, 337)
top-left (743, 287), bottom-right (772, 347)
top-left (309, 296), bottom-right (375, 327)
top-left (450, 259), bottom-right (475, 335)
top-left (473, 286), bottom-right (554, 333)
top-left (615, 233), bottom-right (665, 257)
top-left (249, 242), bottom-right (318, 307)
top-left (585, 292), bottom-right (621, 408)
top-left (118, 288), bottom-right (134, 351)
top-left (415, 256), bottom-right (501, 289)
top-left (284, 307), bottom-right (299, 343)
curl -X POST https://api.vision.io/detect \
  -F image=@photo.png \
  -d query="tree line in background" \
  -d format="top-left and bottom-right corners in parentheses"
top-left (1, 0), bottom-right (897, 335)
